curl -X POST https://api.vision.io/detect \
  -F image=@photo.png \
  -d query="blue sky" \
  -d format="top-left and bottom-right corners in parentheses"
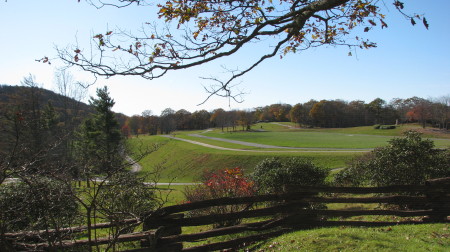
top-left (0, 1), bottom-right (449, 116)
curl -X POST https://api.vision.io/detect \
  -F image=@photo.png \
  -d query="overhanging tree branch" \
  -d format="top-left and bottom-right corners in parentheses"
top-left (47, 0), bottom-right (428, 103)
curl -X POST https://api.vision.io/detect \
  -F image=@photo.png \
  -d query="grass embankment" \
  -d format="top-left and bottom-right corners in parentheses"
top-left (250, 223), bottom-right (449, 251)
top-left (128, 124), bottom-right (449, 183)
top-left (267, 122), bottom-right (450, 139)
top-left (201, 123), bottom-right (450, 148)
top-left (129, 136), bottom-right (359, 183)
top-left (202, 130), bottom-right (388, 149)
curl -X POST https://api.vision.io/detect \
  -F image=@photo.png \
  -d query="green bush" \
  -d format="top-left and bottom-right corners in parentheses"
top-left (380, 125), bottom-right (396, 130)
top-left (335, 130), bottom-right (450, 187)
top-left (374, 124), bottom-right (396, 130)
top-left (252, 157), bottom-right (328, 194)
top-left (0, 177), bottom-right (80, 232)
top-left (96, 171), bottom-right (157, 221)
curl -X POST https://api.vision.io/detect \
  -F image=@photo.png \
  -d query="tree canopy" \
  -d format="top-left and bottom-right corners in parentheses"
top-left (52, 0), bottom-right (427, 102)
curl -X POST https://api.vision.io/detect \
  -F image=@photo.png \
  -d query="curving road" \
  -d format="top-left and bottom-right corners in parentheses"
top-left (161, 134), bottom-right (371, 153)
top-left (125, 155), bottom-right (143, 172)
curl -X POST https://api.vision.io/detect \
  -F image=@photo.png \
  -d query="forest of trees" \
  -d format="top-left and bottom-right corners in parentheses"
top-left (122, 96), bottom-right (450, 136)
top-left (2, 83), bottom-right (449, 140)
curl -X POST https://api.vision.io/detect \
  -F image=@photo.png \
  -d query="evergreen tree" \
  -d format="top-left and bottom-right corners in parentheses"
top-left (75, 86), bottom-right (123, 175)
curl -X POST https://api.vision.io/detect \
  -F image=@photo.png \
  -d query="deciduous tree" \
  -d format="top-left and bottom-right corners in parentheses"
top-left (289, 103), bottom-right (303, 126)
top-left (159, 108), bottom-right (176, 134)
top-left (55, 0), bottom-right (428, 101)
top-left (210, 108), bottom-right (227, 131)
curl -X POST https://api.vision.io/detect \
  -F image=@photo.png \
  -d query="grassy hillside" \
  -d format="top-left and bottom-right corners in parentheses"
top-left (206, 123), bottom-right (450, 146)
top-left (202, 130), bottom-right (390, 149)
top-left (128, 125), bottom-right (449, 251)
top-left (129, 136), bottom-right (358, 182)
top-left (259, 122), bottom-right (450, 139)
top-left (249, 223), bottom-right (449, 251)
top-left (128, 124), bottom-right (449, 182)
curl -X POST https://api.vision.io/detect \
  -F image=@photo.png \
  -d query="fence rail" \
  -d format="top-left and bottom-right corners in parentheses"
top-left (2, 177), bottom-right (449, 251)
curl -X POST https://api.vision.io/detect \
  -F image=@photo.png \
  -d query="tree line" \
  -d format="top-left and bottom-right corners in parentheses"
top-left (123, 96), bottom-right (450, 136)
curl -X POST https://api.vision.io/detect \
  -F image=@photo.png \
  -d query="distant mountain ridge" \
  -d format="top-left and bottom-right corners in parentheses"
top-left (0, 84), bottom-right (129, 156)
top-left (0, 84), bottom-right (92, 115)
top-left (0, 84), bottom-right (127, 122)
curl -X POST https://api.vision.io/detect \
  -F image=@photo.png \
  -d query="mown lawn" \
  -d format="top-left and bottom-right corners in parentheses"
top-left (202, 130), bottom-right (391, 149)
top-left (201, 124), bottom-right (450, 149)
top-left (128, 125), bottom-right (449, 183)
top-left (129, 136), bottom-right (359, 182)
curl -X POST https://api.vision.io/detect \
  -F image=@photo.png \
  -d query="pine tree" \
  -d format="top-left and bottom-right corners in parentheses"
top-left (75, 86), bottom-right (123, 175)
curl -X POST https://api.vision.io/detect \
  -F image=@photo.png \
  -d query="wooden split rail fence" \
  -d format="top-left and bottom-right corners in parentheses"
top-left (2, 177), bottom-right (449, 251)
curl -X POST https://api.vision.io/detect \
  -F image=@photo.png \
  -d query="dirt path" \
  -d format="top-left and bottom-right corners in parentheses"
top-left (162, 135), bottom-right (371, 153)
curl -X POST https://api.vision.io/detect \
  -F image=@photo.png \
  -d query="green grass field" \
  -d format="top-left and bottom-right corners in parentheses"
top-left (202, 130), bottom-right (390, 148)
top-left (129, 124), bottom-right (449, 182)
top-left (249, 223), bottom-right (449, 251)
top-left (260, 122), bottom-right (450, 138)
top-left (201, 123), bottom-right (450, 148)
top-left (127, 125), bottom-right (449, 251)
top-left (129, 136), bottom-right (360, 182)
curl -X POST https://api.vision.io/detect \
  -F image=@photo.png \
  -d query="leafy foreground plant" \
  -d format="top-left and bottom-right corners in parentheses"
top-left (0, 177), bottom-right (79, 233)
top-left (251, 157), bottom-right (329, 214)
top-left (184, 167), bottom-right (255, 228)
top-left (252, 157), bottom-right (328, 194)
top-left (335, 130), bottom-right (450, 187)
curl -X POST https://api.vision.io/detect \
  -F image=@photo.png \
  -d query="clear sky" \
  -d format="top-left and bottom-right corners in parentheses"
top-left (1, 1), bottom-right (449, 116)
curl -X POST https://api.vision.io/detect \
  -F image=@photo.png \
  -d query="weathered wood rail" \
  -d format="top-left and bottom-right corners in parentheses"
top-left (2, 177), bottom-right (449, 251)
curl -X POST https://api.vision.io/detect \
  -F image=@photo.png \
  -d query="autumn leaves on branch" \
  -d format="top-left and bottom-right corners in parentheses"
top-left (38, 1), bottom-right (428, 100)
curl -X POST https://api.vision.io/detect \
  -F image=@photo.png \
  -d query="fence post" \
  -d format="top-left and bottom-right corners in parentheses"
top-left (141, 213), bottom-right (184, 251)
top-left (424, 177), bottom-right (450, 222)
top-left (282, 188), bottom-right (320, 229)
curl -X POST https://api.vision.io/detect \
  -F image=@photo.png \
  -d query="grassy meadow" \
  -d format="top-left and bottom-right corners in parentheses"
top-left (127, 124), bottom-right (449, 251)
top-left (129, 136), bottom-right (360, 183)
top-left (249, 223), bottom-right (449, 251)
top-left (129, 123), bottom-right (449, 183)
top-left (201, 123), bottom-right (450, 148)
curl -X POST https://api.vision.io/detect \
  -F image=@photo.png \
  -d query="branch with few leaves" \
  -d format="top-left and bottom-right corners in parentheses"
top-left (51, 0), bottom-right (428, 103)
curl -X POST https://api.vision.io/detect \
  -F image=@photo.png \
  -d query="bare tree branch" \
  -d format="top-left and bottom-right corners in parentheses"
top-left (51, 0), bottom-right (428, 103)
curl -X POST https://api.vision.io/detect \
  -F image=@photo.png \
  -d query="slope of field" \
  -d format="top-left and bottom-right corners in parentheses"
top-left (128, 124), bottom-right (449, 182)
top-left (250, 223), bottom-right (449, 251)
top-left (201, 124), bottom-right (450, 148)
top-left (129, 136), bottom-right (359, 182)
top-left (265, 122), bottom-right (450, 139)
top-left (128, 125), bottom-right (449, 251)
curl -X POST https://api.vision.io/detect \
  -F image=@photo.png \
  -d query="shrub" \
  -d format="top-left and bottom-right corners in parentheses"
top-left (335, 130), bottom-right (450, 187)
top-left (373, 124), bottom-right (381, 129)
top-left (252, 157), bottom-right (328, 194)
top-left (380, 125), bottom-right (396, 130)
top-left (0, 177), bottom-right (80, 233)
top-left (184, 167), bottom-right (255, 227)
top-left (96, 172), bottom-right (157, 221)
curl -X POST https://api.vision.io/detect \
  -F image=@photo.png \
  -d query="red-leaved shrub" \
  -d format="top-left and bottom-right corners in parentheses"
top-left (184, 167), bottom-right (255, 227)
